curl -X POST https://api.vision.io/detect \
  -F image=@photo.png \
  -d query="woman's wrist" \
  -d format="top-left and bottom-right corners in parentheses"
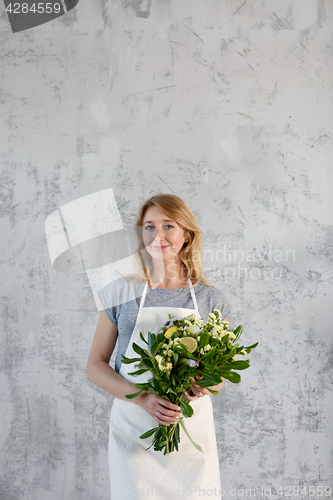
top-left (132, 390), bottom-right (147, 407)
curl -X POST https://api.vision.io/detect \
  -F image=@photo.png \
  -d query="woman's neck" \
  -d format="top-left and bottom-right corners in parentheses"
top-left (149, 260), bottom-right (189, 289)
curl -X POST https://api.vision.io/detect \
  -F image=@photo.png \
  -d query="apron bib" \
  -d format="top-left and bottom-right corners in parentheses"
top-left (108, 279), bottom-right (222, 499)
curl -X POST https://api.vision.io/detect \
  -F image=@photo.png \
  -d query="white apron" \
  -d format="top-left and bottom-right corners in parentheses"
top-left (108, 279), bottom-right (222, 499)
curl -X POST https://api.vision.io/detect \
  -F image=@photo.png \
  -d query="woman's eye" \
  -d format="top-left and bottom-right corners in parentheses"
top-left (144, 225), bottom-right (173, 230)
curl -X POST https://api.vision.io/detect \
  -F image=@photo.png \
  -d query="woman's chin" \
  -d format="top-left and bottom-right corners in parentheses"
top-left (148, 248), bottom-right (177, 261)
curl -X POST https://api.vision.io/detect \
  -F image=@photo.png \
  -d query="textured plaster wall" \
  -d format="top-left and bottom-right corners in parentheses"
top-left (1, 1), bottom-right (332, 499)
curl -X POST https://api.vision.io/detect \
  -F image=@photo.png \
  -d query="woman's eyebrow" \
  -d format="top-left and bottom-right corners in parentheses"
top-left (143, 219), bottom-right (174, 224)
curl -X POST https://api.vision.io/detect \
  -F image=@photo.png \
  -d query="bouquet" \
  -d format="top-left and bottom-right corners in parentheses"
top-left (122, 309), bottom-right (258, 455)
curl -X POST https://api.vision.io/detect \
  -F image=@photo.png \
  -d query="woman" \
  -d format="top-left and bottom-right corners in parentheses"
top-left (86, 194), bottom-right (231, 499)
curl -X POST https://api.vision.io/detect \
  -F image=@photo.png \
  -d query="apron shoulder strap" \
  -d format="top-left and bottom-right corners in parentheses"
top-left (188, 278), bottom-right (199, 315)
top-left (138, 280), bottom-right (149, 312)
top-left (139, 279), bottom-right (199, 315)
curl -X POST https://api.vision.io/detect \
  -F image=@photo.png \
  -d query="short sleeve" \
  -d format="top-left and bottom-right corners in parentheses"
top-left (97, 285), bottom-right (118, 326)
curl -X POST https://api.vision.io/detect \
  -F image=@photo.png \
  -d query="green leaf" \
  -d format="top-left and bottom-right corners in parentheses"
top-left (179, 417), bottom-right (203, 452)
top-left (141, 358), bottom-right (154, 370)
top-left (159, 382), bottom-right (169, 392)
top-left (199, 332), bottom-right (210, 349)
top-left (151, 341), bottom-right (165, 357)
top-left (140, 427), bottom-right (158, 440)
top-left (225, 360), bottom-right (250, 370)
top-left (139, 332), bottom-right (148, 345)
top-left (180, 400), bottom-right (194, 418)
top-left (148, 332), bottom-right (156, 353)
top-left (233, 325), bottom-right (243, 341)
top-left (132, 343), bottom-right (146, 357)
top-left (133, 383), bottom-right (151, 390)
top-left (228, 346), bottom-right (237, 359)
top-left (201, 362), bottom-right (215, 371)
top-left (246, 342), bottom-right (259, 352)
top-left (207, 388), bottom-right (219, 395)
top-left (222, 371), bottom-right (241, 383)
top-left (127, 368), bottom-right (149, 377)
top-left (175, 344), bottom-right (196, 359)
top-left (125, 390), bottom-right (143, 399)
top-left (121, 355), bottom-right (141, 364)
top-left (196, 373), bottom-right (222, 385)
top-left (178, 358), bottom-right (190, 367)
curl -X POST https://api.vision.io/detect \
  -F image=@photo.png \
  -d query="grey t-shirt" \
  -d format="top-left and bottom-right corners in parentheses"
top-left (97, 278), bottom-right (231, 373)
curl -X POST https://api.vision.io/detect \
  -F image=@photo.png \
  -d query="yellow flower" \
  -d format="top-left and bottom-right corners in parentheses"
top-left (164, 326), bottom-right (177, 339)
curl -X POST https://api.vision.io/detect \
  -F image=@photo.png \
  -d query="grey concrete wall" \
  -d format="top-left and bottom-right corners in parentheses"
top-left (1, 1), bottom-right (332, 499)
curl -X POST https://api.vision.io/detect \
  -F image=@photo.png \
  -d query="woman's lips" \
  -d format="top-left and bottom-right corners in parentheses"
top-left (152, 245), bottom-right (169, 250)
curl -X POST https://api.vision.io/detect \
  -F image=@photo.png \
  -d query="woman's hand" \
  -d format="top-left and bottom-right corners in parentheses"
top-left (185, 375), bottom-right (210, 401)
top-left (135, 392), bottom-right (182, 426)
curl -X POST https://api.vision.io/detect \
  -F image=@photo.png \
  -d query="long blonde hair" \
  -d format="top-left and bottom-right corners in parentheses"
top-left (133, 193), bottom-right (211, 287)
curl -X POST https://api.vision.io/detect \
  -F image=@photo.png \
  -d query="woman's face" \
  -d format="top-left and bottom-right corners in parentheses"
top-left (142, 205), bottom-right (187, 263)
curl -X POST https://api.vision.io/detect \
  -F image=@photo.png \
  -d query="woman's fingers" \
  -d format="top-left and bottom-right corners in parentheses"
top-left (152, 396), bottom-right (181, 425)
top-left (155, 411), bottom-right (179, 426)
top-left (184, 377), bottom-right (209, 400)
top-left (158, 397), bottom-right (181, 411)
top-left (184, 391), bottom-right (197, 401)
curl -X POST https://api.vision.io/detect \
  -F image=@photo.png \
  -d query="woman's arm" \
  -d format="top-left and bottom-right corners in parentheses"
top-left (86, 310), bottom-right (138, 401)
top-left (86, 311), bottom-right (182, 426)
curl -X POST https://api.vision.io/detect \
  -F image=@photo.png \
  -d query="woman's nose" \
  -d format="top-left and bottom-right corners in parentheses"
top-left (156, 227), bottom-right (165, 240)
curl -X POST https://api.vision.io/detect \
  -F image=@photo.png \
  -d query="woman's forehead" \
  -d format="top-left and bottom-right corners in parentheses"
top-left (143, 205), bottom-right (175, 223)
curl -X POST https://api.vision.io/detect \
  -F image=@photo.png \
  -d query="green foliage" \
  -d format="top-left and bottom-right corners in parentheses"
top-left (180, 399), bottom-right (194, 418)
top-left (125, 390), bottom-right (143, 399)
top-left (123, 311), bottom-right (258, 454)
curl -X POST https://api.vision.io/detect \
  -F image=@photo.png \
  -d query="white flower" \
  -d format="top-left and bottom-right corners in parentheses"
top-left (213, 309), bottom-right (221, 320)
top-left (188, 325), bottom-right (200, 334)
top-left (204, 344), bottom-right (212, 352)
top-left (194, 318), bottom-right (204, 327)
top-left (228, 332), bottom-right (236, 340)
top-left (239, 349), bottom-right (247, 357)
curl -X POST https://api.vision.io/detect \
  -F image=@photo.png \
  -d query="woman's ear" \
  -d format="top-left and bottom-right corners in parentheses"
top-left (183, 230), bottom-right (190, 247)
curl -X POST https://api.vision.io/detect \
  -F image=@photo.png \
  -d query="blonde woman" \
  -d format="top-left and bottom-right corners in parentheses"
top-left (87, 194), bottom-right (231, 499)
